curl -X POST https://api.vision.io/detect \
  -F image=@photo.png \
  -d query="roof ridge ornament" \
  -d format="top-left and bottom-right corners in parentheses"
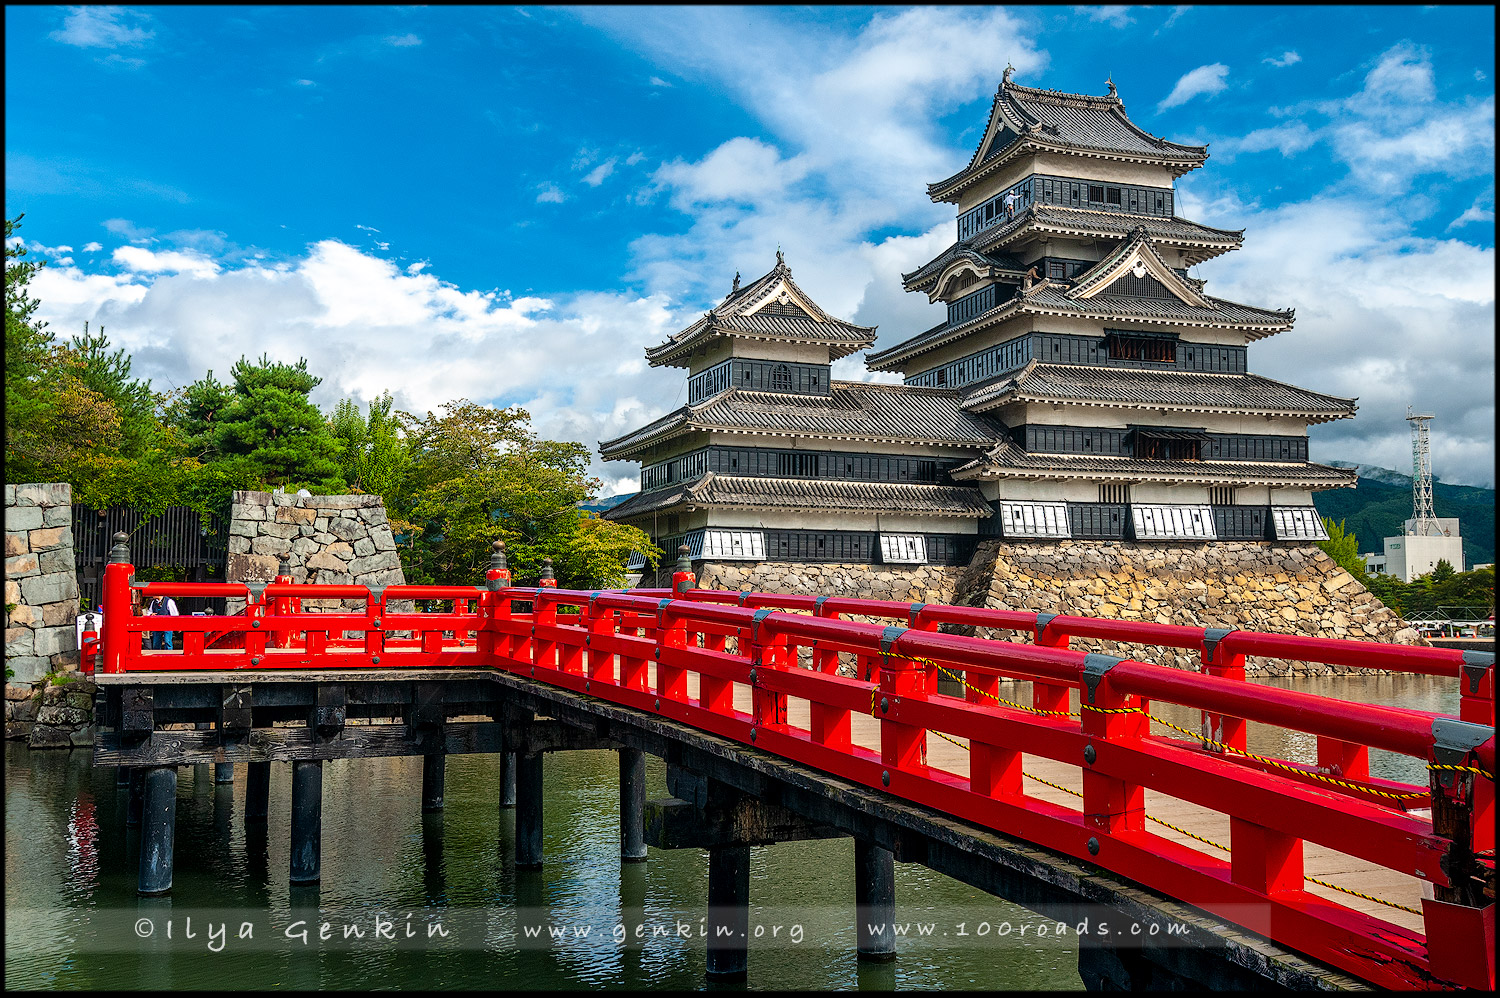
top-left (1002, 63), bottom-right (1015, 87)
top-left (731, 272), bottom-right (740, 295)
top-left (775, 247), bottom-right (786, 270)
top-left (1106, 74), bottom-right (1117, 98)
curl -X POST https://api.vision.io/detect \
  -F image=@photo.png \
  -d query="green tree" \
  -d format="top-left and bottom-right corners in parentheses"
top-left (211, 354), bottom-right (345, 490)
top-left (167, 370), bottom-right (237, 461)
top-left (1317, 517), bottom-right (1369, 581)
top-left (330, 392), bottom-right (410, 498)
top-left (1430, 559), bottom-right (1455, 583)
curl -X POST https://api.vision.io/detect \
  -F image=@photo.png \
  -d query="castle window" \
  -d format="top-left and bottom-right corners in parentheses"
top-left (1209, 487), bottom-right (1236, 506)
top-left (778, 452), bottom-right (818, 477)
top-left (771, 364), bottom-right (793, 392)
top-left (1106, 332), bottom-right (1177, 363)
top-left (1106, 187), bottom-right (1122, 205)
top-left (1132, 505), bottom-right (1217, 540)
top-left (1047, 261), bottom-right (1066, 280)
top-left (1271, 508), bottom-right (1329, 540)
top-left (879, 534), bottom-right (927, 564)
top-left (1099, 483), bottom-right (1130, 504)
top-left (934, 369), bottom-right (947, 386)
top-left (998, 500), bottom-right (1071, 538)
top-left (702, 529), bottom-right (765, 560)
top-left (1088, 185), bottom-right (1105, 202)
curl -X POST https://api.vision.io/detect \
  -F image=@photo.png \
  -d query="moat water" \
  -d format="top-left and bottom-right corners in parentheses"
top-left (3, 674), bottom-right (1457, 991)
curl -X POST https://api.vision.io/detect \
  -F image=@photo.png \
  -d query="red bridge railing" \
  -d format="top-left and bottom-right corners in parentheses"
top-left (89, 548), bottom-right (1495, 990)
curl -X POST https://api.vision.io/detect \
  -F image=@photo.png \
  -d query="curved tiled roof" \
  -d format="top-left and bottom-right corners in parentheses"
top-left (960, 364), bottom-right (1357, 422)
top-left (930, 79), bottom-right (1209, 202)
top-left (646, 256), bottom-right (876, 367)
top-left (976, 204), bottom-right (1243, 260)
top-left (598, 381), bottom-right (1005, 460)
top-left (605, 474), bottom-right (993, 520)
top-left (901, 244), bottom-right (1027, 294)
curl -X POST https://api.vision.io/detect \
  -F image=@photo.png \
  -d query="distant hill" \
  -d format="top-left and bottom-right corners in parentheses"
top-left (579, 493), bottom-right (634, 514)
top-left (1316, 464), bottom-right (1495, 569)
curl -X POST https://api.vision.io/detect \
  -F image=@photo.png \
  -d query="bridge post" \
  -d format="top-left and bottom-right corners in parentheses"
top-left (289, 760), bottom-right (323, 884)
top-left (705, 844), bottom-right (750, 980)
top-left (422, 752), bottom-right (446, 812)
top-left (498, 752), bottom-right (517, 808)
top-left (126, 767), bottom-right (145, 826)
top-left (855, 840), bottom-right (896, 962)
top-left (619, 747), bottom-right (647, 862)
top-left (245, 761), bottom-right (271, 822)
top-left (215, 763), bottom-right (235, 784)
top-left (138, 766), bottom-right (178, 895)
top-left (101, 532), bottom-right (132, 674)
top-left (1199, 630), bottom-right (1248, 753)
top-left (515, 751), bottom-right (544, 869)
top-left (670, 544), bottom-right (696, 597)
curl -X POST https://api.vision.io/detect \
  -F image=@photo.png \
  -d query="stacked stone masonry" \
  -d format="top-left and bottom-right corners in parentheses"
top-left (226, 490), bottom-right (408, 613)
top-left (5, 484), bottom-right (81, 685)
top-left (690, 541), bottom-right (1420, 677)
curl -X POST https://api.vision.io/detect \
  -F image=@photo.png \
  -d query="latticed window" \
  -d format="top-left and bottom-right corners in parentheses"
top-left (1106, 332), bottom-right (1176, 363)
top-left (1208, 487), bottom-right (1236, 506)
top-left (1099, 483), bottom-right (1131, 504)
top-left (771, 364), bottom-right (793, 391)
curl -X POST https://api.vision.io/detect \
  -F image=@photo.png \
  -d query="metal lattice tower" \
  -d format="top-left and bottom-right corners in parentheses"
top-left (1406, 406), bottom-right (1437, 535)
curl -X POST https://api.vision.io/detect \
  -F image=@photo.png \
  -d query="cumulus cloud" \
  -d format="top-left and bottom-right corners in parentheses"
top-left (1079, 6), bottom-right (1133, 28)
top-left (1264, 50), bottom-right (1301, 68)
top-left (113, 245), bottom-right (221, 278)
top-left (82, 241), bottom-right (103, 253)
top-left (535, 182), bottom-right (566, 204)
top-left (1448, 196), bottom-right (1495, 231)
top-left (1157, 63), bottom-right (1230, 111)
top-left (50, 6), bottom-right (153, 49)
top-left (582, 158), bottom-right (617, 187)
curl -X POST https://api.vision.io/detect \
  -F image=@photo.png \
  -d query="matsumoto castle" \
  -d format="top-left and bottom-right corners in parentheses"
top-left (601, 72), bottom-right (1354, 571)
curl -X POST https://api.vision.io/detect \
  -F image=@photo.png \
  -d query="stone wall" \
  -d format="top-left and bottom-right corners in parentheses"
top-left (226, 490), bottom-right (405, 611)
top-left (5, 483), bottom-right (80, 685)
top-left (696, 560), bottom-right (966, 604)
top-left (951, 540), bottom-right (1421, 676)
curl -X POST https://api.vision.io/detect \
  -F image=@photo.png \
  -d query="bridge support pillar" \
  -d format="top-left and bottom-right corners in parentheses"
top-left (215, 763), bottom-right (235, 784)
top-left (706, 844), bottom-right (750, 981)
top-left (290, 760), bottom-right (323, 884)
top-left (619, 747), bottom-right (647, 863)
top-left (138, 766), bottom-right (178, 895)
top-left (126, 767), bottom-right (145, 827)
top-left (855, 840), bottom-right (897, 962)
top-left (516, 752), bottom-right (544, 869)
top-left (498, 751), bottom-right (517, 809)
top-left (245, 762), bottom-right (271, 822)
top-left (422, 752), bottom-right (446, 812)
top-left (117, 765), bottom-right (131, 787)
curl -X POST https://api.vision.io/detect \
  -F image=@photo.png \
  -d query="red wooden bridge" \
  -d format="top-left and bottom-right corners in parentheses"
top-left (86, 537), bottom-right (1494, 990)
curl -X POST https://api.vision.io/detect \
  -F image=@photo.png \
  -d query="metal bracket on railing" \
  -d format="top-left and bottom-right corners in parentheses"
top-left (1431, 717), bottom-right (1494, 789)
top-left (1202, 627), bottom-right (1237, 665)
top-left (588, 591), bottom-right (605, 615)
top-left (367, 585), bottom-right (387, 605)
top-left (908, 603), bottom-right (927, 627)
top-left (657, 598), bottom-right (674, 626)
top-left (749, 607), bottom-right (774, 642)
top-left (738, 591), bottom-right (753, 606)
top-left (129, 580), bottom-right (150, 590)
top-left (814, 595), bottom-right (831, 613)
top-left (1081, 654), bottom-right (1123, 704)
top-left (1460, 650), bottom-right (1494, 694)
top-left (245, 581), bottom-right (267, 603)
top-left (1034, 612), bottom-right (1057, 642)
top-left (880, 626), bottom-right (907, 670)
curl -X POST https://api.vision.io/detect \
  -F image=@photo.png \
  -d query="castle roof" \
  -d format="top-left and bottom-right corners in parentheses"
top-left (929, 76), bottom-right (1209, 203)
top-left (901, 243), bottom-right (1028, 297)
top-left (598, 381), bottom-right (1004, 460)
top-left (603, 473), bottom-right (993, 521)
top-left (645, 254), bottom-right (877, 368)
top-left (959, 363), bottom-right (1357, 423)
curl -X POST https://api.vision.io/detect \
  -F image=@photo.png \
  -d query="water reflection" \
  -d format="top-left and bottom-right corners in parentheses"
top-left (4, 674), bottom-right (1457, 990)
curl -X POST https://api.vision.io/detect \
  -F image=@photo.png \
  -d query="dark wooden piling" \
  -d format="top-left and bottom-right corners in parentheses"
top-left (516, 752), bottom-right (544, 868)
top-left (619, 747), bottom-right (647, 862)
top-left (138, 766), bottom-right (178, 895)
top-left (126, 767), bottom-right (145, 827)
top-left (289, 760), bottom-right (322, 884)
top-left (706, 844), bottom-right (750, 980)
top-left (499, 750), bottom-right (517, 808)
top-left (422, 752), bottom-right (445, 812)
top-left (855, 839), bottom-right (897, 962)
top-left (215, 762), bottom-right (235, 784)
top-left (245, 761), bottom-right (270, 822)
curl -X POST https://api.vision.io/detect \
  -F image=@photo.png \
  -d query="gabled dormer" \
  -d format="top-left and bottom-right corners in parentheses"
top-left (644, 253), bottom-right (878, 404)
top-left (1066, 226), bottom-right (1210, 307)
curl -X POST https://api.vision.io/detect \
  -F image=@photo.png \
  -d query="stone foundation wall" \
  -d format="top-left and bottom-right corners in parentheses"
top-left (226, 490), bottom-right (406, 612)
top-left (951, 540), bottom-right (1422, 676)
top-left (5, 484), bottom-right (80, 685)
top-left (696, 560), bottom-right (965, 604)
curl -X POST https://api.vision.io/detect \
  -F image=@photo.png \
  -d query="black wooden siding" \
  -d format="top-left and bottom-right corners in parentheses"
top-left (656, 529), bottom-right (976, 566)
top-left (642, 446), bottom-right (962, 492)
top-left (688, 358), bottom-right (831, 403)
top-left (1013, 424), bottom-right (1307, 463)
top-left (73, 504), bottom-right (230, 613)
top-left (956, 173), bottom-right (1175, 241)
top-left (1068, 502), bottom-right (1130, 539)
top-left (905, 332), bottom-right (1249, 389)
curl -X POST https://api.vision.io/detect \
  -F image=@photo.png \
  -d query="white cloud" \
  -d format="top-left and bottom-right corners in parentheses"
top-left (82, 242), bottom-right (103, 253)
top-left (1160, 7), bottom-right (1191, 31)
top-left (1221, 121), bottom-right (1317, 158)
top-left (50, 6), bottom-right (154, 49)
top-left (1157, 63), bottom-right (1230, 111)
top-left (385, 33), bottom-right (421, 47)
top-left (1079, 6), bottom-right (1133, 28)
top-left (103, 218), bottom-right (153, 241)
top-left (294, 79), bottom-right (316, 87)
top-left (1264, 51), bottom-right (1301, 68)
top-left (582, 158), bottom-right (617, 187)
top-left (535, 182), bottom-right (567, 204)
top-left (1448, 196), bottom-right (1495, 231)
top-left (648, 76), bottom-right (672, 88)
top-left (112, 245), bottom-right (222, 278)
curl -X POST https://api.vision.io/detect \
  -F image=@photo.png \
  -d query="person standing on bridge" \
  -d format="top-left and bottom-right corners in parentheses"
top-left (145, 593), bottom-right (179, 650)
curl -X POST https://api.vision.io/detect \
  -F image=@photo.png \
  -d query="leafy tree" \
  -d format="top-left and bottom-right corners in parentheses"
top-left (1431, 559), bottom-right (1455, 583)
top-left (67, 321), bottom-right (161, 457)
top-left (167, 370), bottom-right (237, 461)
top-left (330, 392), bottom-right (409, 498)
top-left (1317, 517), bottom-right (1369, 581)
top-left (211, 354), bottom-right (345, 490)
top-left (6, 215), bottom-right (60, 479)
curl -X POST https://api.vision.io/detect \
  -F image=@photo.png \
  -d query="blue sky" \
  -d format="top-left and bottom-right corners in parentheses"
top-left (5, 5), bottom-right (1495, 491)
